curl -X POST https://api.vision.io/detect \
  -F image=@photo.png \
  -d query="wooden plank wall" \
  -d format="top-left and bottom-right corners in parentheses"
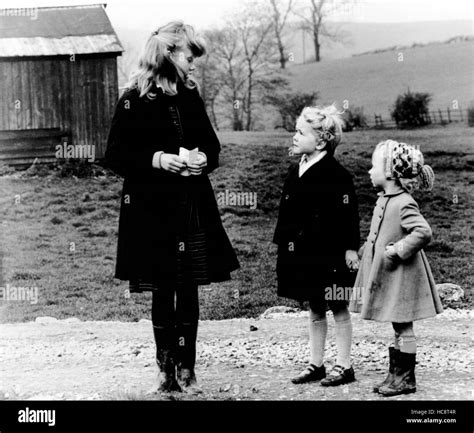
top-left (0, 54), bottom-right (120, 162)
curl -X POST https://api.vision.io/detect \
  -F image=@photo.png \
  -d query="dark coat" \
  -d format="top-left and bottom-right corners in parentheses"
top-left (104, 81), bottom-right (239, 287)
top-left (273, 154), bottom-right (360, 301)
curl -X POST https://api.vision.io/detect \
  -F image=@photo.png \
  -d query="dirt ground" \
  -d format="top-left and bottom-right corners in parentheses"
top-left (0, 309), bottom-right (472, 401)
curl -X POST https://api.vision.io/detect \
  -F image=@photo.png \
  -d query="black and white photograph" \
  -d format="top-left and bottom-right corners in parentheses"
top-left (0, 0), bottom-right (472, 432)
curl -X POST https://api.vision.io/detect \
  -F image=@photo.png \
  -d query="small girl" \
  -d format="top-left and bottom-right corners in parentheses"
top-left (273, 105), bottom-right (361, 387)
top-left (350, 140), bottom-right (443, 397)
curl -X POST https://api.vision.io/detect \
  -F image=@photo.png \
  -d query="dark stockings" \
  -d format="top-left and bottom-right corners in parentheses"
top-left (152, 283), bottom-right (199, 370)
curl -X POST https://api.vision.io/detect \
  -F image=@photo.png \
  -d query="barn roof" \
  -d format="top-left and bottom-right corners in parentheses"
top-left (0, 4), bottom-right (123, 57)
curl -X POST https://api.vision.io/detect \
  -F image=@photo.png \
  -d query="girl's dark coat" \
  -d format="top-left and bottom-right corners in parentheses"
top-left (273, 155), bottom-right (360, 301)
top-left (105, 82), bottom-right (239, 286)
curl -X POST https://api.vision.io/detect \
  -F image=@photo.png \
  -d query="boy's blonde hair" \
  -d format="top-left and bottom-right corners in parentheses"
top-left (127, 21), bottom-right (206, 99)
top-left (298, 104), bottom-right (344, 154)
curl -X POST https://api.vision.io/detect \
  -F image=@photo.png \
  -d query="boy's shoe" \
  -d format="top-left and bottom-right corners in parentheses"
top-left (320, 365), bottom-right (355, 387)
top-left (291, 364), bottom-right (326, 384)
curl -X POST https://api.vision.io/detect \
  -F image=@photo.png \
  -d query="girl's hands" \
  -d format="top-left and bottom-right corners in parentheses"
top-left (160, 153), bottom-right (187, 173)
top-left (187, 152), bottom-right (207, 176)
top-left (345, 250), bottom-right (359, 271)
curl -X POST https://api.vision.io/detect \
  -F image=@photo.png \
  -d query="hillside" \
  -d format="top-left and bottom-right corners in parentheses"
top-left (114, 20), bottom-right (474, 87)
top-left (288, 40), bottom-right (474, 118)
top-left (285, 20), bottom-right (473, 62)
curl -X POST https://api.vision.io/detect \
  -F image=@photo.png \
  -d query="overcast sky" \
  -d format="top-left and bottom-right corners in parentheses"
top-left (1, 0), bottom-right (473, 31)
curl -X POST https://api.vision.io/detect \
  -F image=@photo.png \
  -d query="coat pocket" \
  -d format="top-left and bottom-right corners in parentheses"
top-left (383, 245), bottom-right (399, 271)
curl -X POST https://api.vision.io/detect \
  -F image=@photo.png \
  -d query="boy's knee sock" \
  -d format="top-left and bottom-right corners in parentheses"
top-left (309, 317), bottom-right (327, 367)
top-left (334, 317), bottom-right (352, 369)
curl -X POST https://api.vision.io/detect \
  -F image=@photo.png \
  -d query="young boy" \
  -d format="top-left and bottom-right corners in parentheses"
top-left (273, 105), bottom-right (360, 386)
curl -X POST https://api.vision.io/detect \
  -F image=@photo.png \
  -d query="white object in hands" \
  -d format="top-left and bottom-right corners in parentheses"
top-left (179, 147), bottom-right (199, 176)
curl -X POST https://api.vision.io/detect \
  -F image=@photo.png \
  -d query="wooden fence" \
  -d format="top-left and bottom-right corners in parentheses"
top-left (372, 108), bottom-right (469, 129)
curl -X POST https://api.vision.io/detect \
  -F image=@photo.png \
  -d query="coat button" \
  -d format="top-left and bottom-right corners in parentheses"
top-left (285, 195), bottom-right (290, 200)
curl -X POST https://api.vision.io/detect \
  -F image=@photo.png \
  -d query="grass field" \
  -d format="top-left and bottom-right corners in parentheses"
top-left (0, 124), bottom-right (472, 323)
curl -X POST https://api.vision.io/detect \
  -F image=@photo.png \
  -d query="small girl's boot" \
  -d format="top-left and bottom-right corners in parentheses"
top-left (373, 347), bottom-right (398, 393)
top-left (379, 351), bottom-right (416, 396)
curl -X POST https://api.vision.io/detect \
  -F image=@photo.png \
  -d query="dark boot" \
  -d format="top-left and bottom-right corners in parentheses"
top-left (175, 322), bottom-right (202, 394)
top-left (153, 326), bottom-right (181, 393)
top-left (373, 347), bottom-right (398, 393)
top-left (156, 348), bottom-right (182, 392)
top-left (379, 351), bottom-right (416, 397)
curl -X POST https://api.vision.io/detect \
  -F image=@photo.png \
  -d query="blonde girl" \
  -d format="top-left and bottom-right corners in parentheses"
top-left (105, 21), bottom-right (239, 394)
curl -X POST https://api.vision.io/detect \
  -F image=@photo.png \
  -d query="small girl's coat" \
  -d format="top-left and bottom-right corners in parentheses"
top-left (349, 189), bottom-right (443, 322)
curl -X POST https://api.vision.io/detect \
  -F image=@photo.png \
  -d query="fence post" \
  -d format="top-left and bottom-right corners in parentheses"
top-left (380, 115), bottom-right (384, 128)
top-left (438, 109), bottom-right (444, 124)
top-left (431, 111), bottom-right (437, 123)
top-left (374, 114), bottom-right (378, 127)
top-left (447, 107), bottom-right (451, 123)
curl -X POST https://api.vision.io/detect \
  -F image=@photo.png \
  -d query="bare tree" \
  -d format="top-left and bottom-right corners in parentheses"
top-left (196, 29), bottom-right (230, 129)
top-left (269, 0), bottom-right (295, 69)
top-left (203, 1), bottom-right (289, 130)
top-left (210, 26), bottom-right (248, 130)
top-left (294, 0), bottom-right (351, 62)
top-left (117, 40), bottom-right (140, 88)
top-left (232, 2), bottom-right (277, 130)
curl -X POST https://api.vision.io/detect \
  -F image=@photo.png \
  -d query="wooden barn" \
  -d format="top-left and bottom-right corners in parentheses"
top-left (0, 3), bottom-right (123, 166)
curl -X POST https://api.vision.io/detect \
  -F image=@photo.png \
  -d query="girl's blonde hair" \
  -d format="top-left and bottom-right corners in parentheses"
top-left (127, 21), bottom-right (206, 99)
top-left (375, 140), bottom-right (435, 193)
top-left (298, 104), bottom-right (344, 154)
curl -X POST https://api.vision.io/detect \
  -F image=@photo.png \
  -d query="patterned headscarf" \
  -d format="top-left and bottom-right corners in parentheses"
top-left (378, 140), bottom-right (435, 193)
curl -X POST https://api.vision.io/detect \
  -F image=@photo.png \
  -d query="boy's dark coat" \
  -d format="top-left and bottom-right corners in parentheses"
top-left (105, 82), bottom-right (239, 286)
top-left (273, 155), bottom-right (360, 301)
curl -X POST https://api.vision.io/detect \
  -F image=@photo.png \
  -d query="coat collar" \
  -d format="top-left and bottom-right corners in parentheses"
top-left (377, 188), bottom-right (405, 198)
top-left (299, 150), bottom-right (328, 177)
top-left (297, 152), bottom-right (334, 178)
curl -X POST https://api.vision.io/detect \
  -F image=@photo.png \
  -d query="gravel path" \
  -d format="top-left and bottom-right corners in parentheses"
top-left (1, 309), bottom-right (472, 401)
